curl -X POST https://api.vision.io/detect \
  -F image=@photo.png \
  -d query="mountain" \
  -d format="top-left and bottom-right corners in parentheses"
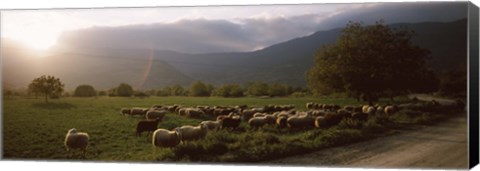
top-left (2, 43), bottom-right (192, 90)
top-left (2, 19), bottom-right (467, 90)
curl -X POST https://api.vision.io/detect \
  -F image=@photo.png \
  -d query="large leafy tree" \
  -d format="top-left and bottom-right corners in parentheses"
top-left (306, 21), bottom-right (438, 104)
top-left (28, 75), bottom-right (64, 103)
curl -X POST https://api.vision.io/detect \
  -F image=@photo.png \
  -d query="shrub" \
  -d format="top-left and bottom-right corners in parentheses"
top-left (116, 83), bottom-right (133, 97)
top-left (74, 84), bottom-right (96, 97)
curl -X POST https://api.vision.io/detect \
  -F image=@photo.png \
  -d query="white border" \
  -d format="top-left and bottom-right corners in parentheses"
top-left (0, 1), bottom-right (478, 171)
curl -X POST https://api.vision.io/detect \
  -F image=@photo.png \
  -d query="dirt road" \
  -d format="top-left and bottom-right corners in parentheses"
top-left (268, 115), bottom-right (468, 169)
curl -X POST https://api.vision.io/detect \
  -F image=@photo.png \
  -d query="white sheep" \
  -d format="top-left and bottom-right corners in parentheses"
top-left (176, 123), bottom-right (208, 143)
top-left (200, 120), bottom-right (222, 131)
top-left (146, 110), bottom-right (167, 120)
top-left (64, 128), bottom-right (89, 157)
top-left (384, 105), bottom-right (396, 115)
top-left (152, 128), bottom-right (182, 148)
top-left (366, 106), bottom-right (376, 115)
top-left (248, 117), bottom-right (268, 129)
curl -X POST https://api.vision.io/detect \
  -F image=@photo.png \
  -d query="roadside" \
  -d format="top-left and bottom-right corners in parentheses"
top-left (268, 113), bottom-right (468, 169)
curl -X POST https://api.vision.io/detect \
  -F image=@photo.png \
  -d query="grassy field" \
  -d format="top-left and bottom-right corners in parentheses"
top-left (2, 96), bottom-right (459, 163)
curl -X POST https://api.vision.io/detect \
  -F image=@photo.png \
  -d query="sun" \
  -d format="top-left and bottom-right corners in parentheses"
top-left (22, 37), bottom-right (57, 51)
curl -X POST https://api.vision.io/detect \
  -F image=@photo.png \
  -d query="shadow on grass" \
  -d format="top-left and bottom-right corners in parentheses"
top-left (32, 102), bottom-right (77, 110)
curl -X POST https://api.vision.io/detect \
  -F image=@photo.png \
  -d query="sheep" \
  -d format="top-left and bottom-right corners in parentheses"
top-left (136, 118), bottom-right (161, 137)
top-left (64, 128), bottom-right (89, 157)
top-left (306, 102), bottom-right (315, 110)
top-left (314, 116), bottom-right (328, 128)
top-left (323, 112), bottom-right (344, 126)
top-left (352, 112), bottom-right (368, 121)
top-left (218, 113), bottom-right (241, 130)
top-left (248, 117), bottom-right (268, 129)
top-left (130, 107), bottom-right (149, 116)
top-left (276, 115), bottom-right (288, 128)
top-left (253, 112), bottom-right (266, 118)
top-left (362, 105), bottom-right (371, 113)
top-left (200, 120), bottom-right (222, 131)
top-left (146, 110), bottom-right (167, 120)
top-left (176, 123), bottom-right (208, 143)
top-left (336, 109), bottom-right (352, 118)
top-left (366, 106), bottom-right (376, 115)
top-left (177, 108), bottom-right (189, 116)
top-left (241, 109), bottom-right (256, 121)
top-left (343, 105), bottom-right (355, 112)
top-left (152, 128), bottom-right (182, 148)
top-left (120, 108), bottom-right (131, 115)
top-left (186, 108), bottom-right (205, 118)
top-left (384, 105), bottom-right (396, 115)
top-left (287, 113), bottom-right (315, 130)
top-left (376, 106), bottom-right (385, 114)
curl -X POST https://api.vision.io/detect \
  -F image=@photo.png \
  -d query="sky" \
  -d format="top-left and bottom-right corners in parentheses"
top-left (0, 1), bottom-right (469, 53)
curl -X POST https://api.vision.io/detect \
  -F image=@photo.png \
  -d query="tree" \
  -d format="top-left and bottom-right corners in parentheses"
top-left (74, 84), bottom-right (96, 97)
top-left (306, 21), bottom-right (438, 104)
top-left (246, 81), bottom-right (269, 96)
top-left (171, 84), bottom-right (185, 96)
top-left (28, 75), bottom-right (64, 103)
top-left (268, 83), bottom-right (289, 97)
top-left (189, 81), bottom-right (210, 97)
top-left (213, 84), bottom-right (244, 97)
top-left (116, 83), bottom-right (133, 97)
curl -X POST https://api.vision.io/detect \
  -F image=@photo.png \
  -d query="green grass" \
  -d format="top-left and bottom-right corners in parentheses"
top-left (2, 96), bottom-right (459, 162)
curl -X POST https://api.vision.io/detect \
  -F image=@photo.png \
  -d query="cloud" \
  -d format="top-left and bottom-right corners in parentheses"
top-left (57, 2), bottom-right (467, 54)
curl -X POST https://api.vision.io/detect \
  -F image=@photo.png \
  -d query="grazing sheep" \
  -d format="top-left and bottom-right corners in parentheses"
top-left (253, 112), bottom-right (266, 118)
top-left (314, 116), bottom-right (328, 128)
top-left (362, 105), bottom-right (371, 113)
top-left (200, 120), bottom-right (222, 131)
top-left (376, 106), bottom-right (385, 114)
top-left (186, 108), bottom-right (205, 118)
top-left (306, 102), bottom-right (314, 110)
top-left (248, 117), bottom-right (268, 129)
top-left (384, 105), bottom-right (396, 115)
top-left (323, 112), bottom-right (345, 126)
top-left (136, 118), bottom-right (161, 137)
top-left (264, 114), bottom-right (277, 125)
top-left (241, 109), bottom-right (256, 121)
top-left (152, 128), bottom-right (182, 148)
top-left (176, 123), bottom-right (208, 143)
top-left (336, 109), bottom-right (352, 118)
top-left (366, 106), bottom-right (376, 115)
top-left (343, 105), bottom-right (355, 112)
top-left (120, 108), bottom-right (131, 115)
top-left (64, 128), bottom-right (89, 157)
top-left (287, 113), bottom-right (315, 129)
top-left (352, 112), bottom-right (368, 121)
top-left (130, 107), bottom-right (149, 116)
top-left (218, 114), bottom-right (241, 130)
top-left (276, 116), bottom-right (288, 128)
top-left (146, 110), bottom-right (167, 120)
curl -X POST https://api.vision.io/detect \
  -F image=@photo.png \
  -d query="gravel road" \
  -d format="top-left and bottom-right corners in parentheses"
top-left (268, 114), bottom-right (468, 169)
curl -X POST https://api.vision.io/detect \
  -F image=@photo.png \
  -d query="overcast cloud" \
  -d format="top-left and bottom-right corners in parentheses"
top-left (3, 2), bottom-right (468, 53)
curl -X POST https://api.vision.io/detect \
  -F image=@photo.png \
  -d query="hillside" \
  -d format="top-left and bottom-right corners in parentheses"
top-left (1, 19), bottom-right (467, 90)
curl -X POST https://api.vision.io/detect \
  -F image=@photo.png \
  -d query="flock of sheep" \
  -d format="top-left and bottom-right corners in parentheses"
top-left (64, 102), bottom-right (405, 157)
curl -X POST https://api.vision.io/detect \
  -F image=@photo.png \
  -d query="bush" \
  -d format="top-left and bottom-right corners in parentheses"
top-left (116, 83), bottom-right (133, 97)
top-left (74, 84), bottom-right (96, 97)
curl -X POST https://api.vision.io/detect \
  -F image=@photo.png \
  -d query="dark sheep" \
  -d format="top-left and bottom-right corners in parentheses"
top-left (218, 114), bottom-right (241, 130)
top-left (136, 118), bottom-right (161, 137)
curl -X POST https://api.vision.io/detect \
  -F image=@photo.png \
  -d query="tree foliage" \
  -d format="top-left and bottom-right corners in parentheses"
top-left (171, 84), bottom-right (185, 96)
top-left (74, 84), bottom-right (96, 97)
top-left (213, 84), bottom-right (244, 97)
top-left (246, 81), bottom-right (269, 96)
top-left (116, 83), bottom-right (134, 97)
top-left (28, 75), bottom-right (64, 103)
top-left (189, 81), bottom-right (210, 97)
top-left (306, 21), bottom-right (438, 104)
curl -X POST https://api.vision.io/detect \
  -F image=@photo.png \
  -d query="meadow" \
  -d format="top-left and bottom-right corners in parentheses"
top-left (2, 96), bottom-right (461, 163)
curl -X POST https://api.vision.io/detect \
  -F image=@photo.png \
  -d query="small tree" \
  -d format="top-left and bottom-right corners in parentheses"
top-left (213, 84), bottom-right (244, 97)
top-left (171, 84), bottom-right (185, 96)
top-left (74, 84), bottom-right (96, 97)
top-left (28, 75), bottom-right (64, 103)
top-left (189, 81), bottom-right (210, 97)
top-left (246, 81), bottom-right (269, 96)
top-left (116, 83), bottom-right (134, 97)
